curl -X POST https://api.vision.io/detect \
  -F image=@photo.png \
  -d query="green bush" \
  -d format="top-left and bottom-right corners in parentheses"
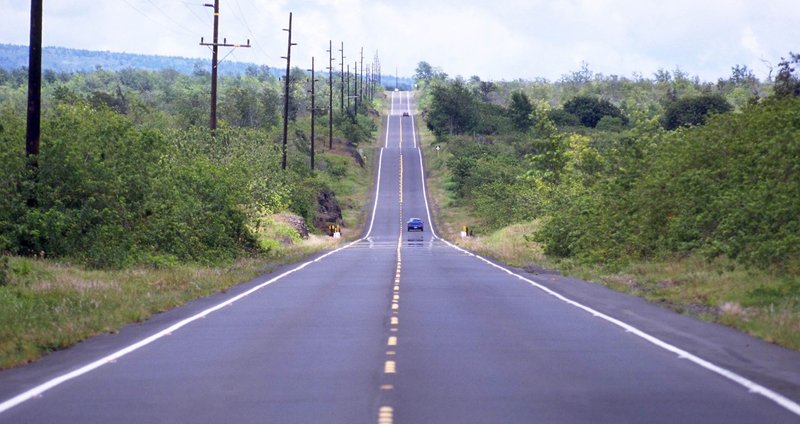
top-left (661, 94), bottom-right (732, 130)
top-left (0, 105), bottom-right (287, 268)
top-left (536, 97), bottom-right (800, 269)
top-left (563, 96), bottom-right (627, 128)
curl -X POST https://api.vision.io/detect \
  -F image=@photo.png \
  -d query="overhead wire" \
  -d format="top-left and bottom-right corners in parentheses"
top-left (181, 1), bottom-right (212, 26)
top-left (119, 0), bottom-right (195, 37)
top-left (229, 0), bottom-right (276, 63)
top-left (143, 0), bottom-right (198, 35)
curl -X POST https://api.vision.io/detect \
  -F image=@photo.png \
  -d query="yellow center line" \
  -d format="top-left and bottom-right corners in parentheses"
top-left (388, 336), bottom-right (397, 346)
top-left (378, 406), bottom-right (394, 424)
top-left (384, 361), bottom-right (396, 374)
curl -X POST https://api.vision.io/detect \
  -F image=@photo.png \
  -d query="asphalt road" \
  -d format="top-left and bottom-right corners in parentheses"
top-left (1, 91), bottom-right (799, 423)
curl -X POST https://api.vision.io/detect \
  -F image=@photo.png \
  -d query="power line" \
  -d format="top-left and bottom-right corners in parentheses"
top-left (181, 1), bottom-right (211, 26)
top-left (225, 0), bottom-right (274, 63)
top-left (143, 0), bottom-right (198, 35)
top-left (199, 0), bottom-right (251, 134)
top-left (230, 0), bottom-right (254, 35)
top-left (119, 0), bottom-right (194, 36)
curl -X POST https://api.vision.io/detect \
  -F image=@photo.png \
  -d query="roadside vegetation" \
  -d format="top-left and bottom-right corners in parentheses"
top-left (0, 64), bottom-right (381, 368)
top-left (416, 54), bottom-right (800, 349)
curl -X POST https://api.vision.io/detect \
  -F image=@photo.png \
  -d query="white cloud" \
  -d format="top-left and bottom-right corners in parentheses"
top-left (1, 0), bottom-right (799, 81)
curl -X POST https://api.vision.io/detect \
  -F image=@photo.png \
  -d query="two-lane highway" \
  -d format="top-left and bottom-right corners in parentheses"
top-left (0, 91), bottom-right (799, 423)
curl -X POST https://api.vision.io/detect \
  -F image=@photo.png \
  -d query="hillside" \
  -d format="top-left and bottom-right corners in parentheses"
top-left (0, 43), bottom-right (270, 76)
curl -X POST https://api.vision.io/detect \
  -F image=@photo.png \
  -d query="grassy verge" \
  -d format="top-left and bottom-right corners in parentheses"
top-left (418, 113), bottom-right (800, 351)
top-left (0, 131), bottom-right (378, 370)
top-left (0, 243), bottom-right (320, 369)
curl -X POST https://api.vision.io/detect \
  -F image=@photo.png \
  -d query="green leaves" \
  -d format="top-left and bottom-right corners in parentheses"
top-left (661, 94), bottom-right (732, 130)
top-left (0, 105), bottom-right (290, 268)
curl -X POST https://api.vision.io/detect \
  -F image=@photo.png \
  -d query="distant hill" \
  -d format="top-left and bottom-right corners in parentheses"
top-left (0, 43), bottom-right (273, 76)
top-left (0, 43), bottom-right (416, 87)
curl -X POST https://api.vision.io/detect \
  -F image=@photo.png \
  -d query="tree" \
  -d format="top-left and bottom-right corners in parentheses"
top-left (508, 91), bottom-right (533, 132)
top-left (426, 79), bottom-right (478, 137)
top-left (415, 61), bottom-right (434, 82)
top-left (774, 52), bottom-right (800, 98)
top-left (563, 96), bottom-right (627, 128)
top-left (661, 94), bottom-right (732, 130)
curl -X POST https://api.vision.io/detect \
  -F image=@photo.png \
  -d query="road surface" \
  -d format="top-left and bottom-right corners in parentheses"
top-left (1, 91), bottom-right (799, 423)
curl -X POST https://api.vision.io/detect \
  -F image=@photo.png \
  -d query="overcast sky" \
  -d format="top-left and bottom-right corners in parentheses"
top-left (1, 0), bottom-right (797, 82)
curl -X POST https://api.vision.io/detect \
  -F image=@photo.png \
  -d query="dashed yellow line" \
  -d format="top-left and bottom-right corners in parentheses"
top-left (378, 406), bottom-right (394, 424)
top-left (377, 147), bottom-right (407, 423)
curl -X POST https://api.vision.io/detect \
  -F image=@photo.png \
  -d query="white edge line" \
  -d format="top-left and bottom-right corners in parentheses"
top-left (0, 95), bottom-right (401, 416)
top-left (436, 237), bottom-right (800, 416)
top-left (407, 91), bottom-right (416, 148)
top-left (408, 91), bottom-right (800, 417)
top-left (0, 239), bottom-right (365, 414)
top-left (365, 147), bottom-right (385, 239)
top-left (408, 93), bottom-right (437, 240)
top-left (385, 91), bottom-right (393, 148)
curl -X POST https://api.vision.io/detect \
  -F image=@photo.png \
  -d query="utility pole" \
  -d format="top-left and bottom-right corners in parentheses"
top-left (374, 50), bottom-right (381, 95)
top-left (352, 60), bottom-right (358, 116)
top-left (308, 57), bottom-right (316, 170)
top-left (339, 42), bottom-right (345, 113)
top-left (26, 0), bottom-right (42, 166)
top-left (327, 40), bottom-right (334, 150)
top-left (281, 12), bottom-right (296, 170)
top-left (367, 65), bottom-right (372, 100)
top-left (200, 0), bottom-right (250, 135)
top-left (359, 47), bottom-right (364, 106)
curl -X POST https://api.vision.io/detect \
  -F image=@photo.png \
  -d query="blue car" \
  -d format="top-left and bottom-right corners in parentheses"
top-left (407, 218), bottom-right (424, 232)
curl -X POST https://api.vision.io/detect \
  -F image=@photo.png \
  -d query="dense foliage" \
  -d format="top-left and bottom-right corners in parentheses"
top-left (0, 65), bottom-right (378, 268)
top-left (661, 94), bottom-right (732, 130)
top-left (562, 96), bottom-right (627, 128)
top-left (419, 58), bottom-right (799, 270)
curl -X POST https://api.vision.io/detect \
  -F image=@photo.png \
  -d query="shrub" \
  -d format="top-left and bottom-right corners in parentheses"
top-left (661, 94), bottom-right (732, 130)
top-left (563, 96), bottom-right (627, 128)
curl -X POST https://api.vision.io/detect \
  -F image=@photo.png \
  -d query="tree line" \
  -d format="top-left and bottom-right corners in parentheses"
top-left (0, 65), bottom-right (378, 268)
top-left (417, 53), bottom-right (800, 270)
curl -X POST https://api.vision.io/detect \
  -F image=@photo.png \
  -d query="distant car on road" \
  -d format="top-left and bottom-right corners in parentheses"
top-left (407, 218), bottom-right (424, 232)
top-left (402, 111), bottom-right (410, 117)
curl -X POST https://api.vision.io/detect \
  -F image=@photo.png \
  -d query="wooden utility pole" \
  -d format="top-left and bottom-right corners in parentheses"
top-left (26, 0), bottom-right (42, 162)
top-left (346, 63), bottom-right (351, 114)
top-left (200, 0), bottom-right (250, 135)
top-left (359, 47), bottom-right (364, 107)
top-left (308, 56), bottom-right (316, 170)
top-left (354, 60), bottom-right (360, 116)
top-left (327, 40), bottom-right (334, 150)
top-left (339, 42), bottom-right (345, 113)
top-left (281, 12), bottom-right (296, 170)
